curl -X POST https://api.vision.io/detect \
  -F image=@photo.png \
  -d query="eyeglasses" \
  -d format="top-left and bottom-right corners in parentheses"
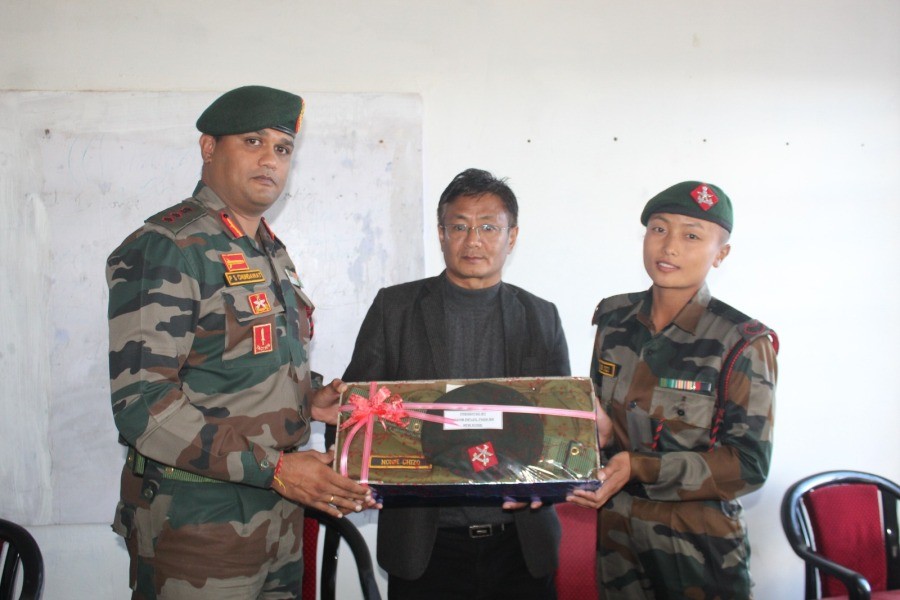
top-left (440, 223), bottom-right (510, 241)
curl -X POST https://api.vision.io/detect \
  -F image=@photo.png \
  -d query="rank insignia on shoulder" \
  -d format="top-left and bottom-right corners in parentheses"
top-left (248, 292), bottom-right (272, 315)
top-left (224, 270), bottom-right (266, 286)
top-left (147, 200), bottom-right (204, 232)
top-left (221, 252), bottom-right (250, 272)
top-left (597, 358), bottom-right (619, 378)
top-left (252, 323), bottom-right (274, 354)
top-left (658, 378), bottom-right (713, 393)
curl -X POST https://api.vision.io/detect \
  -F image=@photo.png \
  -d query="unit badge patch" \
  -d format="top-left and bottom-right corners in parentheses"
top-left (221, 252), bottom-right (250, 272)
top-left (248, 292), bottom-right (272, 315)
top-left (252, 323), bottom-right (273, 354)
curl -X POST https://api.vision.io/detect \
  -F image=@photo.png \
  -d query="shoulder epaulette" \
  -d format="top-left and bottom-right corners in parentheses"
top-left (591, 301), bottom-right (603, 326)
top-left (592, 291), bottom-right (645, 326)
top-left (709, 318), bottom-right (779, 449)
top-left (707, 297), bottom-right (754, 328)
top-left (735, 319), bottom-right (777, 348)
top-left (720, 319), bottom-right (779, 394)
top-left (146, 199), bottom-right (206, 233)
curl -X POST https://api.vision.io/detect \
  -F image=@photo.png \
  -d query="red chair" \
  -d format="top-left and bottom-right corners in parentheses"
top-left (302, 508), bottom-right (382, 600)
top-left (781, 470), bottom-right (900, 600)
top-left (554, 502), bottom-right (599, 599)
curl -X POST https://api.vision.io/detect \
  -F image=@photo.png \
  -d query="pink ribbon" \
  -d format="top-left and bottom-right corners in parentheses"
top-left (338, 383), bottom-right (598, 483)
top-left (405, 403), bottom-right (596, 421)
top-left (339, 383), bottom-right (409, 431)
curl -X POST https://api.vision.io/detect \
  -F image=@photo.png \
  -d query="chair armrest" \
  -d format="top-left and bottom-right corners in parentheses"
top-left (306, 508), bottom-right (382, 600)
top-left (791, 543), bottom-right (872, 600)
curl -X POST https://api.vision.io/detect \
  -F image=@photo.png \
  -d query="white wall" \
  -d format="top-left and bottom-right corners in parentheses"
top-left (2, 2), bottom-right (899, 599)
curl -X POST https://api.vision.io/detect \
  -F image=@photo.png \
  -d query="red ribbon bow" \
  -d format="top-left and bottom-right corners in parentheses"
top-left (339, 382), bottom-right (408, 431)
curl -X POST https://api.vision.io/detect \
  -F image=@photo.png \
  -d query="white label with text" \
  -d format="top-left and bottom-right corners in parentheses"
top-left (442, 410), bottom-right (504, 430)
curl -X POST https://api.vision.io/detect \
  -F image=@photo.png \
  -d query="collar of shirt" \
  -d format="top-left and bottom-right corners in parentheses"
top-left (636, 283), bottom-right (711, 335)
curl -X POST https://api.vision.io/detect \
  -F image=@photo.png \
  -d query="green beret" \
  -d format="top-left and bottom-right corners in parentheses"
top-left (640, 181), bottom-right (733, 233)
top-left (196, 85), bottom-right (305, 136)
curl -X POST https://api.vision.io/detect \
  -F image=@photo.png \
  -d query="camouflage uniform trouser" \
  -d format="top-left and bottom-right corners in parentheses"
top-left (113, 466), bottom-right (303, 599)
top-left (596, 490), bottom-right (752, 600)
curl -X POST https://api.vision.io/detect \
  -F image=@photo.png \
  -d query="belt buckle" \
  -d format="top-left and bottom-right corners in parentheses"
top-left (468, 524), bottom-right (495, 539)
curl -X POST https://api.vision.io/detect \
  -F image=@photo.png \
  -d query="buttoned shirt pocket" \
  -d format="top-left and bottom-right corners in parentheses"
top-left (221, 287), bottom-right (287, 367)
top-left (648, 387), bottom-right (716, 451)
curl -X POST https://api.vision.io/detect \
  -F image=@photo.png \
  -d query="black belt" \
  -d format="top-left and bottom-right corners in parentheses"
top-left (440, 522), bottom-right (514, 539)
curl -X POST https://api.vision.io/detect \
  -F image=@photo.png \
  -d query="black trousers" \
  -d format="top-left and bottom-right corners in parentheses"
top-left (388, 524), bottom-right (557, 600)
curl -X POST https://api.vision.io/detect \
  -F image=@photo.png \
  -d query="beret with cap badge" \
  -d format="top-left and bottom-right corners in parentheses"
top-left (196, 85), bottom-right (305, 136)
top-left (640, 181), bottom-right (734, 233)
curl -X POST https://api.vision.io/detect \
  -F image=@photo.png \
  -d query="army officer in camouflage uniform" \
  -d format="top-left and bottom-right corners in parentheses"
top-left (107, 86), bottom-right (376, 599)
top-left (569, 182), bottom-right (778, 599)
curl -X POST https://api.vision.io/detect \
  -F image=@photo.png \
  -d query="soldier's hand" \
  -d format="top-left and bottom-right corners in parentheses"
top-left (567, 451), bottom-right (631, 510)
top-left (595, 402), bottom-right (614, 448)
top-left (310, 378), bottom-right (347, 425)
top-left (502, 496), bottom-right (543, 511)
top-left (274, 449), bottom-right (380, 518)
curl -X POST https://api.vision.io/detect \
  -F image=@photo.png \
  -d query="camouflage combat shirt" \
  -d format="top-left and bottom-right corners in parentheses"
top-left (107, 182), bottom-right (315, 488)
top-left (590, 284), bottom-right (778, 502)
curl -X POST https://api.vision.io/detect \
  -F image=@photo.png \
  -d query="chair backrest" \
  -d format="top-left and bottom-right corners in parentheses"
top-left (0, 518), bottom-right (44, 600)
top-left (302, 509), bottom-right (382, 600)
top-left (781, 470), bottom-right (900, 600)
top-left (805, 483), bottom-right (886, 596)
top-left (554, 502), bottom-right (598, 600)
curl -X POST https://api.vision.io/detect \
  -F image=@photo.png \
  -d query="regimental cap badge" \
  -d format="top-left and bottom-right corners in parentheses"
top-left (690, 184), bottom-right (718, 211)
top-left (468, 441), bottom-right (499, 472)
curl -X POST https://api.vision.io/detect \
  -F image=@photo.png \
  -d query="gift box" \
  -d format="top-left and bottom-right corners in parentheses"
top-left (334, 377), bottom-right (602, 503)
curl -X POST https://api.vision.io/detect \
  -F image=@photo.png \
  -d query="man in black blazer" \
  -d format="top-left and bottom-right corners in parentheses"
top-left (343, 168), bottom-right (569, 599)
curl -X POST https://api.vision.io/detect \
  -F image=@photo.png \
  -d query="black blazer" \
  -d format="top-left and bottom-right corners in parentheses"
top-left (342, 272), bottom-right (570, 580)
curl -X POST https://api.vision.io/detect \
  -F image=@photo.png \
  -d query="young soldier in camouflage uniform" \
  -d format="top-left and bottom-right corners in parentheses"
top-left (569, 182), bottom-right (778, 599)
top-left (107, 86), bottom-right (377, 599)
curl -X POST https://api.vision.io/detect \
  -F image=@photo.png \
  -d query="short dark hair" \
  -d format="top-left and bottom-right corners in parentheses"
top-left (437, 168), bottom-right (519, 227)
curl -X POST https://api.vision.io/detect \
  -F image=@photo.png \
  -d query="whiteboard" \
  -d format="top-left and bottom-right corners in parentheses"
top-left (0, 91), bottom-right (423, 524)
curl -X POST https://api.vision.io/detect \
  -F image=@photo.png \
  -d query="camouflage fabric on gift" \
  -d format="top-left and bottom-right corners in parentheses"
top-left (590, 284), bottom-right (778, 600)
top-left (107, 182), bottom-right (316, 597)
